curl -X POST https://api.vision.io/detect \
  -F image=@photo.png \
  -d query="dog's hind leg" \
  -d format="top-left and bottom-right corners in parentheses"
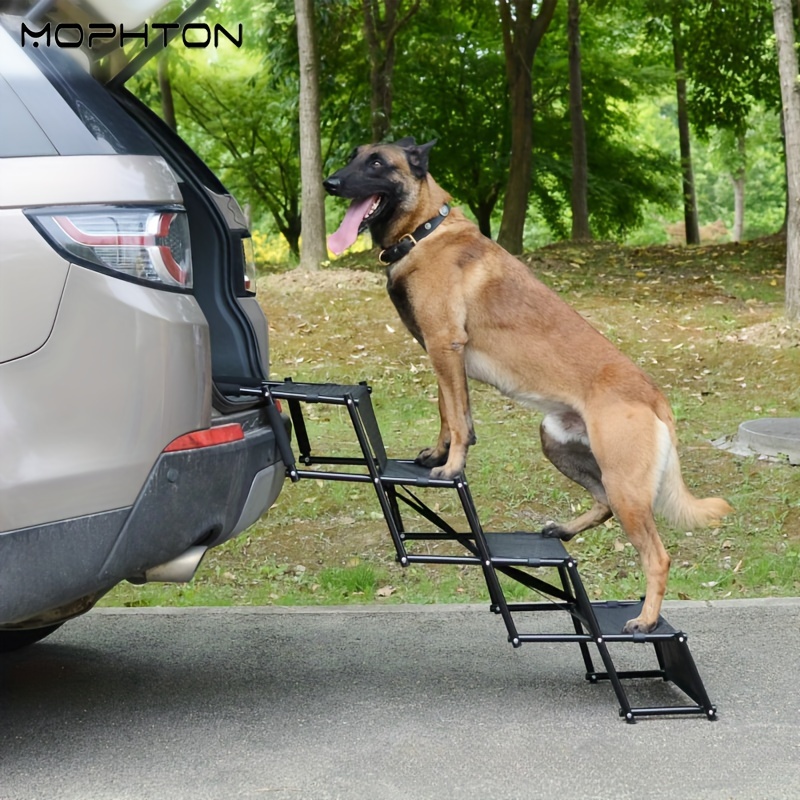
top-left (539, 412), bottom-right (612, 540)
top-left (603, 491), bottom-right (670, 634)
top-left (585, 406), bottom-right (671, 634)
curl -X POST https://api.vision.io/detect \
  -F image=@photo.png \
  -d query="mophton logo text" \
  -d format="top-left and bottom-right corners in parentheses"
top-left (20, 22), bottom-right (242, 49)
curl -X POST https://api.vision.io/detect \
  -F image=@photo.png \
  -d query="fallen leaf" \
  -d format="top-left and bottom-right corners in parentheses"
top-left (376, 586), bottom-right (396, 597)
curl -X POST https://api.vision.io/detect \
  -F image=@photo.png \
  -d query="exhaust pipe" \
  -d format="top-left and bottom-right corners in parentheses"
top-left (139, 546), bottom-right (208, 584)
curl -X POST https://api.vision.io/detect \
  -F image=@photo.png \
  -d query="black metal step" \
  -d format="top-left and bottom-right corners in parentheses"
top-left (484, 531), bottom-right (572, 566)
top-left (589, 600), bottom-right (678, 640)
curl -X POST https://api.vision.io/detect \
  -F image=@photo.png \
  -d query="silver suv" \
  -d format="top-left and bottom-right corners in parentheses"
top-left (0, 2), bottom-right (285, 650)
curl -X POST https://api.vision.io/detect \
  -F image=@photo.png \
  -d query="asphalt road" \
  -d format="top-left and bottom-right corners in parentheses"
top-left (1, 599), bottom-right (799, 800)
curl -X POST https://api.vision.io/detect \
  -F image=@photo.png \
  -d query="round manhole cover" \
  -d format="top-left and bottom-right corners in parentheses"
top-left (737, 418), bottom-right (800, 464)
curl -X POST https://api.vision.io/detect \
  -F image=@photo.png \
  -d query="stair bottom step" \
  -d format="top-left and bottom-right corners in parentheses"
top-left (589, 600), bottom-right (679, 638)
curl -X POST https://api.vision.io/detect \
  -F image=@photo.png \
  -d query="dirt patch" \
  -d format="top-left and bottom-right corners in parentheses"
top-left (724, 320), bottom-right (800, 349)
top-left (260, 268), bottom-right (383, 295)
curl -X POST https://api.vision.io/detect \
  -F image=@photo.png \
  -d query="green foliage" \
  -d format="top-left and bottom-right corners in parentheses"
top-left (529, 1), bottom-right (678, 240)
top-left (694, 109), bottom-right (786, 237)
top-left (392, 0), bottom-right (510, 236)
top-left (123, 0), bottom-right (788, 252)
top-left (680, 0), bottom-right (779, 137)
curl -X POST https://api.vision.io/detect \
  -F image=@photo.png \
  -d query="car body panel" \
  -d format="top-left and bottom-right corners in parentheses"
top-left (0, 155), bottom-right (182, 208)
top-left (0, 416), bottom-right (285, 624)
top-left (0, 265), bottom-right (211, 531)
top-left (0, 209), bottom-right (69, 362)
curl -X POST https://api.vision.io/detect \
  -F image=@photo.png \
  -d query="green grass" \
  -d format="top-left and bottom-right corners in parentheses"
top-left (100, 237), bottom-right (800, 611)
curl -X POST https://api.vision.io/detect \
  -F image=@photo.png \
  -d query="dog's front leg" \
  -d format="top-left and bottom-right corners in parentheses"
top-left (416, 334), bottom-right (475, 480)
top-left (416, 392), bottom-right (451, 468)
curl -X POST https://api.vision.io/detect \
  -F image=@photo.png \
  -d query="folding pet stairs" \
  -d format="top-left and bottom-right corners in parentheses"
top-left (241, 379), bottom-right (717, 723)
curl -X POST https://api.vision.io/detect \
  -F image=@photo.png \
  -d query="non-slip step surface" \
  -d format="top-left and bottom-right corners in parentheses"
top-left (590, 600), bottom-right (677, 637)
top-left (381, 459), bottom-right (458, 486)
top-left (484, 531), bottom-right (572, 564)
top-left (267, 380), bottom-right (372, 403)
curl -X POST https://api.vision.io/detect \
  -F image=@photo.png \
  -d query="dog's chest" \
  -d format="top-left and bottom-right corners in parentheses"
top-left (386, 273), bottom-right (425, 346)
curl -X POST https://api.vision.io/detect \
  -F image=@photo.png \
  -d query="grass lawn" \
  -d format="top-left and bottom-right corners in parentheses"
top-left (100, 237), bottom-right (800, 609)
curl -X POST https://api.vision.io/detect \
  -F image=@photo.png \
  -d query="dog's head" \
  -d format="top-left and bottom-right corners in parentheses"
top-left (324, 137), bottom-right (436, 254)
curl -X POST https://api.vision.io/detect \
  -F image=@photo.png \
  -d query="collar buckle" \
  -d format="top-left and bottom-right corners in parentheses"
top-left (379, 204), bottom-right (450, 266)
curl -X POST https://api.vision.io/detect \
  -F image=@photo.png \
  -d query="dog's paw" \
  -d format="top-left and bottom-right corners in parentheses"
top-left (540, 522), bottom-right (576, 542)
top-left (622, 616), bottom-right (657, 635)
top-left (415, 446), bottom-right (448, 468)
top-left (429, 464), bottom-right (462, 481)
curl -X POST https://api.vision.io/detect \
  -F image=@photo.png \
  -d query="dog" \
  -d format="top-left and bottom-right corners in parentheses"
top-left (323, 137), bottom-right (732, 634)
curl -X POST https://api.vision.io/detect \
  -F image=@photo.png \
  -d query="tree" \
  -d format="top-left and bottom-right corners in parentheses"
top-left (567, 0), bottom-right (591, 240)
top-left (392, 0), bottom-right (509, 237)
top-left (171, 57), bottom-right (303, 257)
top-left (772, 0), bottom-right (800, 320)
top-left (670, 4), bottom-right (700, 245)
top-left (679, 0), bottom-right (778, 243)
top-left (295, 0), bottom-right (327, 270)
top-left (362, 0), bottom-right (421, 142)
top-left (497, 0), bottom-right (558, 254)
top-left (529, 1), bottom-right (676, 241)
top-left (157, 51), bottom-right (177, 132)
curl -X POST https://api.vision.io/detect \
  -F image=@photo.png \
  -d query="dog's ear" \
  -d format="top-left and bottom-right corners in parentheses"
top-left (402, 139), bottom-right (437, 179)
top-left (394, 136), bottom-right (417, 148)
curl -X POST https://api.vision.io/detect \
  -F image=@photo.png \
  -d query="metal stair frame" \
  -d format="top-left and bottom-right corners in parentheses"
top-left (242, 379), bottom-right (717, 723)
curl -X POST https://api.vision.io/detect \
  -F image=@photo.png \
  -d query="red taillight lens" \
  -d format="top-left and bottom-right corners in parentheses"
top-left (27, 206), bottom-right (193, 289)
top-left (163, 423), bottom-right (244, 452)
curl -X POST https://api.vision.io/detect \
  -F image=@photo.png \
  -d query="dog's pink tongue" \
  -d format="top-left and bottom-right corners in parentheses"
top-left (327, 196), bottom-right (377, 255)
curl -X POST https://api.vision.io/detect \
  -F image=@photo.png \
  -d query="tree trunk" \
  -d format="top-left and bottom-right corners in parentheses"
top-left (772, 0), bottom-right (800, 320)
top-left (363, 0), bottom-right (420, 142)
top-left (471, 198), bottom-right (496, 239)
top-left (731, 134), bottom-right (746, 242)
top-left (294, 0), bottom-right (327, 270)
top-left (568, 0), bottom-right (591, 241)
top-left (731, 176), bottom-right (745, 242)
top-left (672, 9), bottom-right (700, 246)
top-left (157, 51), bottom-right (177, 132)
top-left (497, 0), bottom-right (558, 255)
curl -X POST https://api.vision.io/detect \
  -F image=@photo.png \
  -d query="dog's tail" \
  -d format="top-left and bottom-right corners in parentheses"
top-left (654, 424), bottom-right (733, 530)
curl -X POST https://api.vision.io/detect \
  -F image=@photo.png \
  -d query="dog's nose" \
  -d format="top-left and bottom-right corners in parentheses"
top-left (323, 176), bottom-right (341, 195)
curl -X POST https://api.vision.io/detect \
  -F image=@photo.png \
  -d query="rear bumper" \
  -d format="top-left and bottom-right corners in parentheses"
top-left (0, 407), bottom-right (286, 626)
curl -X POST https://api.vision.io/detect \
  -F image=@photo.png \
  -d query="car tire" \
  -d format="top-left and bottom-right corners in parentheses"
top-left (0, 624), bottom-right (64, 654)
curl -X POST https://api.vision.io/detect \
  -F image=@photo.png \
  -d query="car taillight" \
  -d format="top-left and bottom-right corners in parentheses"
top-left (163, 423), bottom-right (244, 452)
top-left (27, 206), bottom-right (193, 290)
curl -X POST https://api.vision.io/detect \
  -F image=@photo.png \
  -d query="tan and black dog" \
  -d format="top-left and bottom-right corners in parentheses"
top-left (324, 137), bottom-right (731, 634)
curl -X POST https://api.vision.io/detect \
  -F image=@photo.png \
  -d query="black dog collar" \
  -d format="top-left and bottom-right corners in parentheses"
top-left (379, 204), bottom-right (450, 265)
